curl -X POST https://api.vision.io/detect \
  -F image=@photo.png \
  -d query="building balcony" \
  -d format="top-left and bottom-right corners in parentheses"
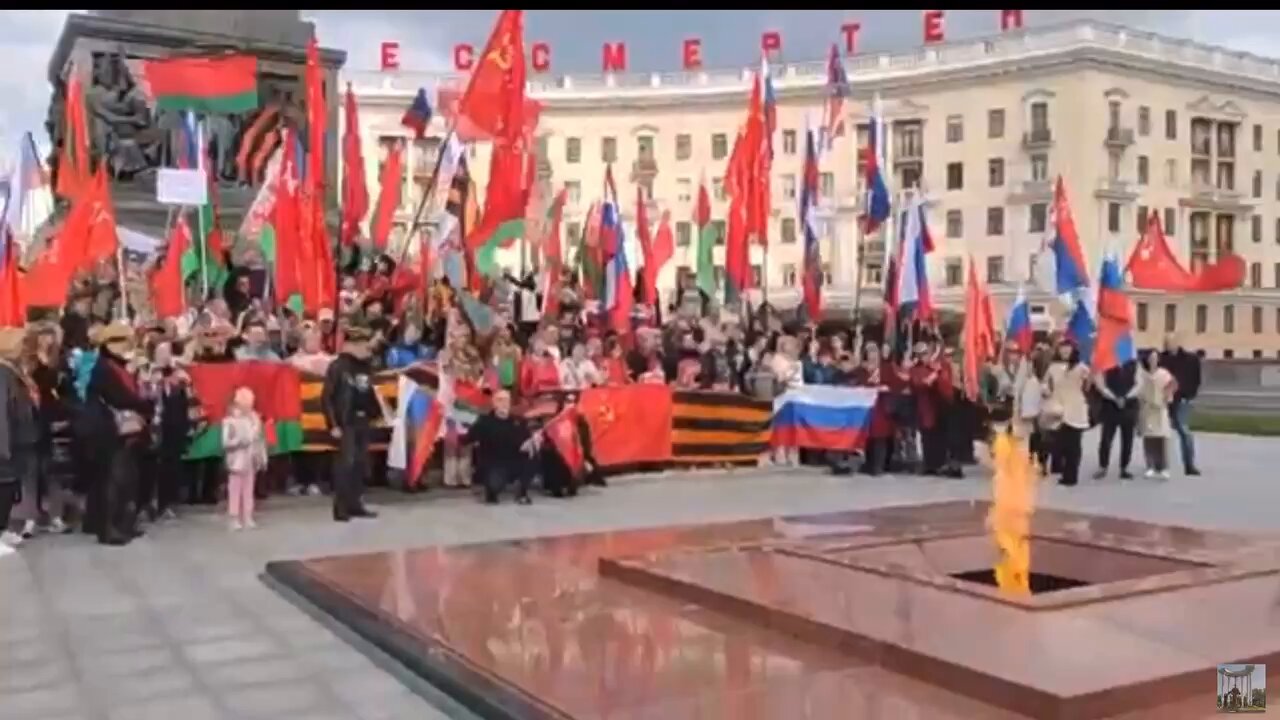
top-left (1104, 127), bottom-right (1135, 149)
top-left (1095, 177), bottom-right (1139, 201)
top-left (1178, 182), bottom-right (1253, 213)
top-left (894, 145), bottom-right (924, 163)
top-left (630, 155), bottom-right (659, 182)
top-left (1008, 178), bottom-right (1054, 204)
top-left (1022, 128), bottom-right (1053, 150)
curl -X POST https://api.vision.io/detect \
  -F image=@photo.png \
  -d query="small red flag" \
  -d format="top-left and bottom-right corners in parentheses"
top-left (340, 85), bottom-right (369, 246)
top-left (371, 142), bottom-right (404, 250)
top-left (454, 10), bottom-right (528, 145)
top-left (151, 214), bottom-right (192, 319)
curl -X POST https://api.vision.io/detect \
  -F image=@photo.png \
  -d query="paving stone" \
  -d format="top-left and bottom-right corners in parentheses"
top-left (0, 659), bottom-right (72, 693)
top-left (74, 646), bottom-right (176, 678)
top-left (201, 656), bottom-right (311, 688)
top-left (219, 679), bottom-right (328, 717)
top-left (88, 666), bottom-right (196, 704)
top-left (2, 686), bottom-right (81, 717)
top-left (182, 637), bottom-right (282, 665)
top-left (105, 695), bottom-right (225, 720)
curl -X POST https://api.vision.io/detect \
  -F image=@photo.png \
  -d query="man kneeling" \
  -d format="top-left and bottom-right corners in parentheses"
top-left (464, 390), bottom-right (537, 505)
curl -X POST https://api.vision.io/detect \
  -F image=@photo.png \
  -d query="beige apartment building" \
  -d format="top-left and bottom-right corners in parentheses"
top-left (346, 19), bottom-right (1280, 358)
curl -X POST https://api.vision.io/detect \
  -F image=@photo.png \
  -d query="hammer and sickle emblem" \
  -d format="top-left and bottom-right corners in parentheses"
top-left (597, 405), bottom-right (616, 426)
top-left (486, 35), bottom-right (514, 71)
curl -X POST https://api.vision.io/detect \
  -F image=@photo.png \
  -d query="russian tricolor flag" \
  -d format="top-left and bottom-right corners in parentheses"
top-left (601, 165), bottom-right (633, 333)
top-left (760, 56), bottom-right (777, 157)
top-left (860, 94), bottom-right (892, 234)
top-left (823, 44), bottom-right (850, 146)
top-left (1005, 285), bottom-right (1033, 353)
top-left (401, 87), bottom-right (434, 140)
top-left (388, 371), bottom-right (444, 488)
top-left (772, 386), bottom-right (878, 452)
top-left (1049, 176), bottom-right (1090, 295)
top-left (894, 193), bottom-right (933, 321)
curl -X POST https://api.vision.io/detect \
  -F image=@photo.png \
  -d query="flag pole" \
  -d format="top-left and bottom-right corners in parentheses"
top-left (396, 125), bottom-right (458, 270)
top-left (195, 116), bottom-right (209, 301)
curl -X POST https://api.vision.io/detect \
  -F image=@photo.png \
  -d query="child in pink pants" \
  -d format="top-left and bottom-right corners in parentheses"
top-left (222, 387), bottom-right (268, 530)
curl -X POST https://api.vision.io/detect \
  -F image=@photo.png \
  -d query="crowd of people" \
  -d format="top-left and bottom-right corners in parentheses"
top-left (0, 254), bottom-right (1207, 553)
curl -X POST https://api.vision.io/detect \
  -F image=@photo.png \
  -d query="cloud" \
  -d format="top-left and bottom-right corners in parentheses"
top-left (0, 10), bottom-right (71, 153)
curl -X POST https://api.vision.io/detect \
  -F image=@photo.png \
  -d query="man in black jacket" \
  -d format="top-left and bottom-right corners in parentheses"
top-left (463, 389), bottom-right (537, 505)
top-left (1093, 359), bottom-right (1139, 480)
top-left (1159, 334), bottom-right (1202, 476)
top-left (322, 325), bottom-right (383, 521)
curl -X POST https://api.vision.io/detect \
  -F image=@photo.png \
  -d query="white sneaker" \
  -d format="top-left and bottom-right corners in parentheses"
top-left (306, 484), bottom-right (322, 497)
top-left (21, 520), bottom-right (36, 539)
top-left (47, 517), bottom-right (69, 534)
top-left (1159, 470), bottom-right (1171, 480)
top-left (0, 543), bottom-right (15, 558)
top-left (0, 530), bottom-right (24, 548)
top-left (244, 518), bottom-right (258, 530)
top-left (1144, 469), bottom-right (1157, 479)
top-left (229, 520), bottom-right (243, 532)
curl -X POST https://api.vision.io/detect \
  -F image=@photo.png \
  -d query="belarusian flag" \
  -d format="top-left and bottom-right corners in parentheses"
top-left (468, 143), bottom-right (531, 277)
top-left (183, 362), bottom-right (305, 460)
top-left (694, 174), bottom-right (716, 298)
top-left (141, 54), bottom-right (259, 114)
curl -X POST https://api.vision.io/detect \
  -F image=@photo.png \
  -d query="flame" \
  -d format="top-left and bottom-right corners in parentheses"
top-left (987, 432), bottom-right (1037, 595)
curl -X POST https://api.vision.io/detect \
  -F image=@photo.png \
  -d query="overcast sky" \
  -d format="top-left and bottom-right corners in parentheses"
top-left (3, 10), bottom-right (1280, 159)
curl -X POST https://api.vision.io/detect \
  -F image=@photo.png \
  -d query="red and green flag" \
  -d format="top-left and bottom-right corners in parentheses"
top-left (184, 362), bottom-right (305, 459)
top-left (141, 54), bottom-right (259, 114)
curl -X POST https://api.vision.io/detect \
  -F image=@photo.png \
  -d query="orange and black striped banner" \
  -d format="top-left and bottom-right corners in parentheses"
top-left (671, 391), bottom-right (772, 466)
top-left (298, 369), bottom-right (413, 453)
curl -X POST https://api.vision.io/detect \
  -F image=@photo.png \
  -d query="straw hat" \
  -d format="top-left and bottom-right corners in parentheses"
top-left (91, 322), bottom-right (134, 347)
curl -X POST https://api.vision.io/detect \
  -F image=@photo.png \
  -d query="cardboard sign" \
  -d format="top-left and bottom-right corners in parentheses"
top-left (156, 168), bottom-right (208, 206)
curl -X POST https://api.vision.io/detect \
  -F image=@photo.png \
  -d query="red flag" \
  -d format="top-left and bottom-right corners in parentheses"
top-left (962, 258), bottom-right (995, 400)
top-left (454, 10), bottom-right (528, 146)
top-left (578, 385), bottom-right (673, 468)
top-left (55, 70), bottom-right (91, 201)
top-left (466, 141), bottom-right (529, 251)
top-left (273, 134), bottom-right (302, 303)
top-left (370, 142), bottom-right (403, 250)
top-left (745, 72), bottom-right (771, 247)
top-left (543, 407), bottom-right (584, 478)
top-left (648, 210), bottom-right (674, 306)
top-left (85, 167), bottom-right (119, 267)
top-left (299, 34), bottom-right (337, 315)
top-left (0, 235), bottom-right (24, 327)
top-left (724, 130), bottom-right (752, 293)
top-left (150, 214), bottom-right (191, 319)
top-left (634, 184), bottom-right (656, 304)
top-left (1127, 210), bottom-right (1245, 292)
top-left (340, 84), bottom-right (369, 246)
top-left (436, 85), bottom-right (541, 146)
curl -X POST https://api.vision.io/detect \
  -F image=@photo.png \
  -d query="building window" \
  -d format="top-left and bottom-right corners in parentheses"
top-left (1254, 123), bottom-right (1263, 152)
top-left (782, 173), bottom-right (797, 200)
top-left (1165, 159), bottom-right (1177, 187)
top-left (1276, 308), bottom-right (1280, 334)
top-left (676, 221), bottom-right (692, 247)
top-left (1165, 109), bottom-right (1177, 140)
top-left (1224, 349), bottom-right (1234, 359)
top-left (1254, 350), bottom-right (1264, 359)
top-left (711, 219), bottom-right (726, 245)
top-left (675, 134), bottom-right (692, 161)
top-left (866, 263), bottom-right (883, 285)
top-left (1030, 101), bottom-right (1049, 134)
top-left (712, 177), bottom-right (725, 201)
top-left (1138, 105), bottom-right (1151, 136)
top-left (782, 129), bottom-right (797, 155)
top-left (1137, 155), bottom-right (1149, 185)
top-left (1224, 304), bottom-right (1235, 334)
top-left (751, 264), bottom-right (764, 288)
top-left (945, 257), bottom-right (963, 287)
top-left (1136, 302), bottom-right (1149, 332)
top-left (1165, 207), bottom-right (1176, 237)
top-left (1137, 205), bottom-right (1149, 234)
top-left (1196, 304), bottom-right (1208, 333)
top-left (1030, 154), bottom-right (1048, 182)
top-left (1251, 262), bottom-right (1262, 288)
top-left (1164, 304), bottom-right (1177, 333)
top-left (1108, 203), bottom-right (1122, 233)
top-left (676, 178), bottom-right (692, 203)
top-left (1253, 215), bottom-right (1262, 243)
top-left (1276, 262), bottom-right (1280, 288)
top-left (946, 162), bottom-right (964, 190)
top-left (1219, 123), bottom-right (1236, 157)
top-left (602, 136), bottom-right (617, 163)
top-left (782, 263), bottom-right (797, 288)
top-left (565, 222), bottom-right (582, 244)
top-left (946, 210), bottom-right (963, 239)
top-left (986, 207), bottom-right (1004, 235)
top-left (781, 217), bottom-right (797, 244)
top-left (565, 180), bottom-right (581, 205)
top-left (636, 135), bottom-right (655, 162)
top-left (711, 133), bottom-right (728, 160)
top-left (988, 158), bottom-right (1005, 187)
top-left (946, 115), bottom-right (964, 143)
top-left (820, 172), bottom-right (835, 200)
top-left (986, 255), bottom-right (1005, 284)
top-left (1254, 170), bottom-right (1264, 199)
top-left (1253, 305), bottom-right (1264, 333)
top-left (565, 137), bottom-right (581, 163)
top-left (1029, 203), bottom-right (1047, 233)
top-left (988, 108), bottom-right (1005, 139)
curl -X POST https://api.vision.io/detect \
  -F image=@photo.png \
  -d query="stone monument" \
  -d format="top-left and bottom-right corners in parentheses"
top-left (46, 10), bottom-right (347, 240)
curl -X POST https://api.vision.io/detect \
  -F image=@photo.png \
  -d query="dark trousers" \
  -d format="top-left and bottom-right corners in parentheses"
top-left (90, 444), bottom-right (138, 543)
top-left (1056, 426), bottom-right (1084, 486)
top-left (0, 483), bottom-right (14, 532)
top-left (540, 446), bottom-right (577, 497)
top-left (863, 437), bottom-right (890, 476)
top-left (1097, 409), bottom-right (1136, 472)
top-left (135, 449), bottom-right (157, 518)
top-left (1030, 430), bottom-right (1050, 469)
top-left (295, 452), bottom-right (332, 491)
top-left (155, 447), bottom-right (185, 513)
top-left (189, 457), bottom-right (223, 505)
top-left (920, 425), bottom-right (947, 474)
top-left (947, 400), bottom-right (978, 464)
top-left (482, 462), bottom-right (530, 502)
top-left (334, 426), bottom-right (371, 517)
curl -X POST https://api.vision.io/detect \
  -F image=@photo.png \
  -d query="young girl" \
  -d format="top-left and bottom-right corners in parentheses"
top-left (1137, 349), bottom-right (1177, 479)
top-left (222, 387), bottom-right (268, 530)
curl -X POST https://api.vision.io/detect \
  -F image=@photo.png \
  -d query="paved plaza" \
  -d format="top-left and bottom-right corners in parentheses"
top-left (1, 430), bottom-right (1276, 720)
